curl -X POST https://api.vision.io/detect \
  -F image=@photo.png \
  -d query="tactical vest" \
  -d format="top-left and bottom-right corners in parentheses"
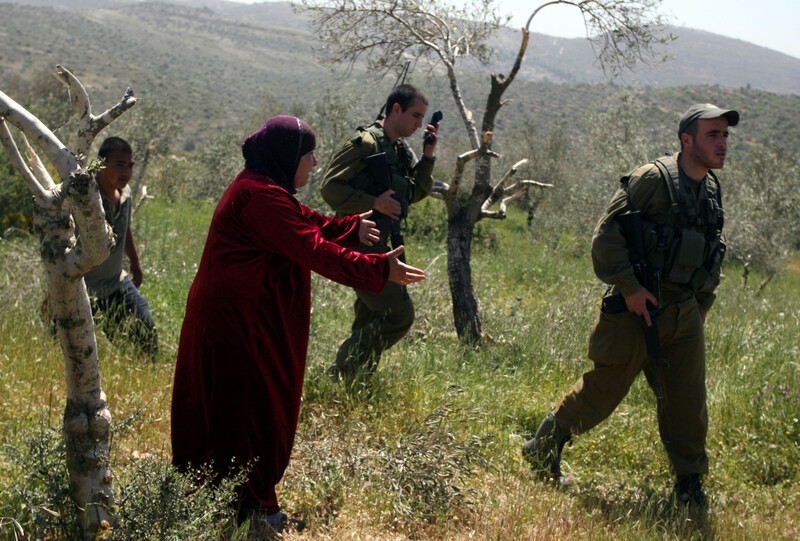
top-left (625, 155), bottom-right (726, 292)
top-left (350, 123), bottom-right (416, 208)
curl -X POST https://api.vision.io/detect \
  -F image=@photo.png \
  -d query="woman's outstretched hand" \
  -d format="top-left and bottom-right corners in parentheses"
top-left (358, 210), bottom-right (380, 246)
top-left (386, 246), bottom-right (425, 285)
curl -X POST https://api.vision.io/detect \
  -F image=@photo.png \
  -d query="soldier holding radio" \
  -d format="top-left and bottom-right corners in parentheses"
top-left (321, 84), bottom-right (440, 383)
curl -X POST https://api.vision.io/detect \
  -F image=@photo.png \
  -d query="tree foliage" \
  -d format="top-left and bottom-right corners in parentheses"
top-left (724, 147), bottom-right (800, 284)
top-left (299, 0), bottom-right (506, 74)
top-left (551, 0), bottom-right (673, 78)
top-left (298, 0), bottom-right (673, 342)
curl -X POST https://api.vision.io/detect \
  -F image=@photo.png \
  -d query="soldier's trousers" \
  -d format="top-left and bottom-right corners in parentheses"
top-left (329, 281), bottom-right (414, 379)
top-left (554, 295), bottom-right (708, 476)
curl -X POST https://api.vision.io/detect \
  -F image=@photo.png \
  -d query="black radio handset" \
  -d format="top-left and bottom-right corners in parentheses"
top-left (423, 110), bottom-right (443, 146)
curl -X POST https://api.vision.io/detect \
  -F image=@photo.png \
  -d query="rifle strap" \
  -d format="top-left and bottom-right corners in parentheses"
top-left (364, 124), bottom-right (405, 168)
top-left (654, 154), bottom-right (723, 227)
top-left (653, 156), bottom-right (681, 217)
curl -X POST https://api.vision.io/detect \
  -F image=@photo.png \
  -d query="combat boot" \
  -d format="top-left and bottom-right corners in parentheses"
top-left (328, 325), bottom-right (383, 383)
top-left (673, 473), bottom-right (707, 508)
top-left (521, 410), bottom-right (571, 480)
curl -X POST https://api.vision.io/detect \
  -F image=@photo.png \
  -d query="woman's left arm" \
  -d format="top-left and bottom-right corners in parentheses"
top-left (300, 204), bottom-right (361, 247)
top-left (246, 192), bottom-right (389, 293)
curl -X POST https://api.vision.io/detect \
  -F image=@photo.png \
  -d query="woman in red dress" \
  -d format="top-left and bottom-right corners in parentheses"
top-left (171, 116), bottom-right (424, 531)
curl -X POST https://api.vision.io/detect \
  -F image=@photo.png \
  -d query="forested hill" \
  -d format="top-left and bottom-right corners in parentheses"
top-left (2, 0), bottom-right (800, 151)
top-left (5, 0), bottom-right (800, 94)
top-left (212, 0), bottom-right (800, 95)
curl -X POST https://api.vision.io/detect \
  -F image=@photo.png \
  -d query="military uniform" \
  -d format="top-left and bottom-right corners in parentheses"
top-left (321, 121), bottom-right (434, 378)
top-left (554, 154), bottom-right (725, 477)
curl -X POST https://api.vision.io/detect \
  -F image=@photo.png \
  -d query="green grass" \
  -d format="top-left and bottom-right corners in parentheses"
top-left (1, 199), bottom-right (798, 539)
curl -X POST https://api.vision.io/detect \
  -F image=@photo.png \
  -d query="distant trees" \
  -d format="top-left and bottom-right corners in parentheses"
top-left (114, 102), bottom-right (182, 215)
top-left (161, 91), bottom-right (356, 207)
top-left (724, 147), bottom-right (800, 291)
top-left (301, 91), bottom-right (356, 209)
top-left (512, 121), bottom-right (572, 230)
top-left (0, 66), bottom-right (137, 540)
top-left (298, 0), bottom-right (671, 343)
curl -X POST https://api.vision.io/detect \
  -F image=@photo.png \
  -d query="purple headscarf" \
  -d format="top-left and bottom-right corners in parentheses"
top-left (242, 116), bottom-right (316, 194)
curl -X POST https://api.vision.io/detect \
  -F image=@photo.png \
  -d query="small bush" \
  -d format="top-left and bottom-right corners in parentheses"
top-left (405, 197), bottom-right (449, 244)
top-left (285, 389), bottom-right (492, 529)
top-left (0, 425), bottom-right (81, 539)
top-left (0, 420), bottom-right (246, 540)
top-left (115, 457), bottom-right (245, 541)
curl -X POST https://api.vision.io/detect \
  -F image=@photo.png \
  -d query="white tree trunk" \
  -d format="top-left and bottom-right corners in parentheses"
top-left (42, 172), bottom-right (116, 539)
top-left (1, 66), bottom-right (137, 540)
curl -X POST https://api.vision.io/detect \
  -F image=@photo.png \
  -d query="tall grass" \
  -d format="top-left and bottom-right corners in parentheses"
top-left (1, 198), bottom-right (798, 539)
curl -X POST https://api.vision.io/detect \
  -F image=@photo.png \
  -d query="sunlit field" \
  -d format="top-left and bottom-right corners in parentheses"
top-left (1, 198), bottom-right (797, 540)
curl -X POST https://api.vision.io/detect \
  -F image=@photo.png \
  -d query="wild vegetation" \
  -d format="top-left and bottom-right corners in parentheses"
top-left (1, 0), bottom-right (800, 152)
top-left (1, 1), bottom-right (799, 539)
top-left (1, 85), bottom-right (799, 541)
top-left (1, 191), bottom-right (798, 538)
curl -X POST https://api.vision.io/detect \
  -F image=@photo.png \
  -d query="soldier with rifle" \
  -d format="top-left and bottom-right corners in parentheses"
top-left (522, 103), bottom-right (738, 509)
top-left (321, 83), bottom-right (440, 382)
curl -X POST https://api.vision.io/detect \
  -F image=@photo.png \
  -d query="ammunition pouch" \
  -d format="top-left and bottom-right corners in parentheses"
top-left (667, 228), bottom-right (706, 283)
top-left (644, 222), bottom-right (724, 291)
top-left (639, 155), bottom-right (725, 292)
top-left (688, 237), bottom-right (726, 291)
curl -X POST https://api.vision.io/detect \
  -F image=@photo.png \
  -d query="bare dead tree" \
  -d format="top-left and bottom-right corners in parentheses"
top-left (298, 0), bottom-right (670, 342)
top-left (0, 66), bottom-right (138, 540)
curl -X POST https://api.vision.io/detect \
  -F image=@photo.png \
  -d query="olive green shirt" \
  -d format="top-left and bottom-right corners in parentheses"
top-left (320, 121), bottom-right (434, 216)
top-left (591, 156), bottom-right (721, 313)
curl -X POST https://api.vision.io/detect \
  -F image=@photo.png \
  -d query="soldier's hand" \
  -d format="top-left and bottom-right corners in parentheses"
top-left (374, 189), bottom-right (401, 220)
top-left (423, 122), bottom-right (438, 157)
top-left (386, 246), bottom-right (425, 285)
top-left (625, 288), bottom-right (658, 326)
top-left (358, 211), bottom-right (380, 246)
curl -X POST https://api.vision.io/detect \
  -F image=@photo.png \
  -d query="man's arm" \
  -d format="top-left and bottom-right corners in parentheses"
top-left (125, 228), bottom-right (143, 287)
top-left (321, 134), bottom-right (379, 215)
top-left (591, 165), bottom-right (664, 299)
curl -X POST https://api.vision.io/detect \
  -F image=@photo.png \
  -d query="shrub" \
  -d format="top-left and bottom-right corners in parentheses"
top-left (0, 419), bottom-right (247, 540)
top-left (285, 389), bottom-right (492, 529)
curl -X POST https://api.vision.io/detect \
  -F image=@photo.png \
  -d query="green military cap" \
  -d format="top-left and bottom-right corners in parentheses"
top-left (679, 103), bottom-right (740, 136)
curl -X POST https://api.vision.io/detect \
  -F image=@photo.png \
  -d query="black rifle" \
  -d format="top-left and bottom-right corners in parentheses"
top-left (614, 210), bottom-right (670, 399)
top-left (376, 61), bottom-right (411, 120)
top-left (363, 152), bottom-right (406, 263)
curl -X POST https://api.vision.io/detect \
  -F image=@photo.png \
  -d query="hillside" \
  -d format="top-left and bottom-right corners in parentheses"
top-left (203, 0), bottom-right (800, 94)
top-left (6, 0), bottom-right (799, 93)
top-left (488, 25), bottom-right (800, 94)
top-left (1, 0), bottom-right (800, 151)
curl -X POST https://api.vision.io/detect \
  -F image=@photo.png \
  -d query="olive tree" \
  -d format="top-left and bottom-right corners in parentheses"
top-left (115, 102), bottom-right (182, 215)
top-left (301, 91), bottom-right (356, 209)
top-left (0, 66), bottom-right (137, 540)
top-left (298, 0), bottom-right (671, 342)
top-left (723, 146), bottom-right (800, 292)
